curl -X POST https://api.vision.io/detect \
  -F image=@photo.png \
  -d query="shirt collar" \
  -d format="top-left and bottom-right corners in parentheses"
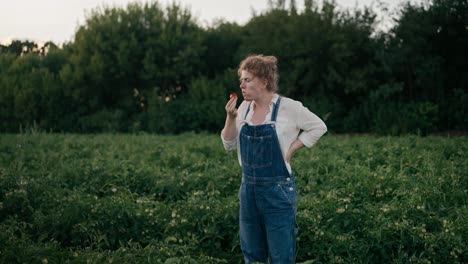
top-left (271, 93), bottom-right (280, 105)
top-left (248, 93), bottom-right (279, 111)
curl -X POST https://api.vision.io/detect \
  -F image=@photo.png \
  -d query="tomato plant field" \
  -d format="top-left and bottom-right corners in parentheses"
top-left (0, 133), bottom-right (466, 263)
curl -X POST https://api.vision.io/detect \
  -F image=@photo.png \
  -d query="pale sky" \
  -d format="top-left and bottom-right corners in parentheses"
top-left (0, 0), bottom-right (419, 45)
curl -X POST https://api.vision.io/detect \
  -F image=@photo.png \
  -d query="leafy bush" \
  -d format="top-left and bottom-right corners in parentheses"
top-left (79, 109), bottom-right (126, 132)
top-left (148, 76), bottom-right (229, 134)
top-left (0, 134), bottom-right (466, 263)
top-left (372, 101), bottom-right (439, 135)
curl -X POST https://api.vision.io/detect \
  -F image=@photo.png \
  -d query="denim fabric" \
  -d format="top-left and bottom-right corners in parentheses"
top-left (239, 97), bottom-right (299, 264)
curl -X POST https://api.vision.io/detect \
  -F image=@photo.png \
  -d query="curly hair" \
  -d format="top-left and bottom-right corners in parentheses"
top-left (238, 54), bottom-right (279, 93)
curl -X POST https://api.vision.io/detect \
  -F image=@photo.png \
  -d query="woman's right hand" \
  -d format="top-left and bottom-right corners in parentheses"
top-left (225, 96), bottom-right (238, 120)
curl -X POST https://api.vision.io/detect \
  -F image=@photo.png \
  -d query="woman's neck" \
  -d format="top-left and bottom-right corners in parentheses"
top-left (254, 92), bottom-right (275, 109)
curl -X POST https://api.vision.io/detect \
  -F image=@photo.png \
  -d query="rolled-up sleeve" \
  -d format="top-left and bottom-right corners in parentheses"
top-left (296, 104), bottom-right (327, 148)
top-left (221, 130), bottom-right (237, 151)
top-left (220, 101), bottom-right (249, 152)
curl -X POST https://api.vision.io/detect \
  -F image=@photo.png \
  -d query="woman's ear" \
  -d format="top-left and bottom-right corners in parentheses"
top-left (261, 79), bottom-right (268, 90)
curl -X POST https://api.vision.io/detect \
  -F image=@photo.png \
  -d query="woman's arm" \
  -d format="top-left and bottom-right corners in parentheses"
top-left (221, 97), bottom-right (238, 141)
top-left (286, 101), bottom-right (327, 161)
top-left (285, 139), bottom-right (304, 163)
top-left (296, 104), bottom-right (327, 148)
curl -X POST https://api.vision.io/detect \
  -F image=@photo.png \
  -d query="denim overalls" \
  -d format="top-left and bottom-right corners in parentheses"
top-left (239, 97), bottom-right (298, 263)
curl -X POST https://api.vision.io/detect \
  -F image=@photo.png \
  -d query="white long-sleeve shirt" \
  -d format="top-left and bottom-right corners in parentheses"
top-left (221, 94), bottom-right (327, 173)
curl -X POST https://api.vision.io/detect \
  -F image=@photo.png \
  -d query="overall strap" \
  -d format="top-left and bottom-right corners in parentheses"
top-left (271, 96), bottom-right (282, 122)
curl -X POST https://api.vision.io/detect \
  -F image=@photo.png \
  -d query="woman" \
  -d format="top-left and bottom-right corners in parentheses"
top-left (221, 54), bottom-right (327, 263)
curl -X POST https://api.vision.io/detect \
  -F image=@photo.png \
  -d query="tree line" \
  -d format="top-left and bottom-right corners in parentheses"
top-left (0, 0), bottom-right (466, 135)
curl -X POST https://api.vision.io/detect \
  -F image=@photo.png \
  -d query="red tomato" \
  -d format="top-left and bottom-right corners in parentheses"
top-left (230, 92), bottom-right (238, 99)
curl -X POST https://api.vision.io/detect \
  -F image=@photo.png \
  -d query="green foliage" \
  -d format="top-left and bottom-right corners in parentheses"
top-left (0, 134), bottom-right (466, 263)
top-left (201, 22), bottom-right (243, 78)
top-left (384, 0), bottom-right (468, 131)
top-left (0, 0), bottom-right (466, 134)
top-left (148, 72), bottom-right (237, 134)
top-left (68, 2), bottom-right (205, 113)
top-left (78, 109), bottom-right (126, 132)
top-left (0, 50), bottom-right (72, 132)
top-left (371, 101), bottom-right (439, 135)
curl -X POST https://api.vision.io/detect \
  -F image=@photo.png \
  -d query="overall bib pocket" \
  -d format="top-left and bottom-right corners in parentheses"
top-left (240, 134), bottom-right (273, 168)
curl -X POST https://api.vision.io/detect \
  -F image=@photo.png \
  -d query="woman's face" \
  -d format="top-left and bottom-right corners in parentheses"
top-left (239, 70), bottom-right (267, 101)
